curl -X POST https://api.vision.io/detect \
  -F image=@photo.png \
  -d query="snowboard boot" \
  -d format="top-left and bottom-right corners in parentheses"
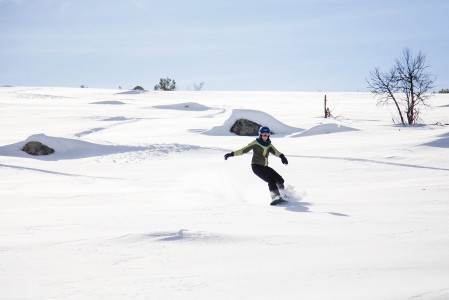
top-left (276, 183), bottom-right (288, 200)
top-left (270, 189), bottom-right (281, 200)
top-left (270, 189), bottom-right (287, 206)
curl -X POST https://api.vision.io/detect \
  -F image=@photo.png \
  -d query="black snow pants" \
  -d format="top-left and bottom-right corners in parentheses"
top-left (251, 164), bottom-right (284, 196)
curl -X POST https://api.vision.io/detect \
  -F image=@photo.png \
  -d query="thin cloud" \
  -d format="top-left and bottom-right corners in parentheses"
top-left (0, 0), bottom-right (22, 4)
top-left (130, 0), bottom-right (149, 10)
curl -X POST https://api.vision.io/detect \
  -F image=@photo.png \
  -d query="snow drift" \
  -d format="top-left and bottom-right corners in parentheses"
top-left (153, 102), bottom-right (212, 111)
top-left (291, 123), bottom-right (358, 137)
top-left (90, 100), bottom-right (125, 105)
top-left (424, 132), bottom-right (449, 148)
top-left (203, 109), bottom-right (303, 136)
top-left (0, 134), bottom-right (146, 160)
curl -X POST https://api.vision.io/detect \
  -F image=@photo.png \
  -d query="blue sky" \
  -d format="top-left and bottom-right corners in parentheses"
top-left (1, 0), bottom-right (448, 91)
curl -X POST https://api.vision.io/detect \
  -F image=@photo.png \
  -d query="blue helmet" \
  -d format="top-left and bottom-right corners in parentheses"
top-left (258, 126), bottom-right (271, 135)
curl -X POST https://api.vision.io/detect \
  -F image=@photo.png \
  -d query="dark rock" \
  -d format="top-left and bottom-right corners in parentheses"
top-left (230, 119), bottom-right (262, 136)
top-left (133, 86), bottom-right (145, 91)
top-left (22, 141), bottom-right (55, 156)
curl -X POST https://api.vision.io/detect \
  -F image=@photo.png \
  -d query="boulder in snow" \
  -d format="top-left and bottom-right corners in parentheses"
top-left (230, 118), bottom-right (262, 136)
top-left (22, 141), bottom-right (55, 156)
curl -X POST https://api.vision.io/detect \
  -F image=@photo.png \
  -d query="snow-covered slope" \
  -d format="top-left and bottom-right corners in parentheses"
top-left (1, 87), bottom-right (449, 300)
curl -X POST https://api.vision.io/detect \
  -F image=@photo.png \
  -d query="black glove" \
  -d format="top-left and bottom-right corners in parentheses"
top-left (280, 154), bottom-right (288, 165)
top-left (224, 152), bottom-right (234, 160)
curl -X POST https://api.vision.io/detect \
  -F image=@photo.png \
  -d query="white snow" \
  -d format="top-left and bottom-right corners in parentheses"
top-left (153, 102), bottom-right (212, 111)
top-left (1, 87), bottom-right (449, 299)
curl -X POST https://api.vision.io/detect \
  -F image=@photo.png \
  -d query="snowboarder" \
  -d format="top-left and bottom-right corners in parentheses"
top-left (224, 126), bottom-right (289, 205)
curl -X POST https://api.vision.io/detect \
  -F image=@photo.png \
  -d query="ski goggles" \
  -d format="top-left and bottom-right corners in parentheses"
top-left (260, 133), bottom-right (271, 137)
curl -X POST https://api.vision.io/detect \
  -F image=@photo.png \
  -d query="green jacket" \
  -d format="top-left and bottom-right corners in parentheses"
top-left (234, 138), bottom-right (283, 166)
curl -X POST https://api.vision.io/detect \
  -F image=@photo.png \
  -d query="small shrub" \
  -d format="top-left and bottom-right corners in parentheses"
top-left (154, 78), bottom-right (176, 91)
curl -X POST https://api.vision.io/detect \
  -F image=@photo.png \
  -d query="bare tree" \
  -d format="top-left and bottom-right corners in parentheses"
top-left (192, 81), bottom-right (205, 91)
top-left (367, 48), bottom-right (435, 125)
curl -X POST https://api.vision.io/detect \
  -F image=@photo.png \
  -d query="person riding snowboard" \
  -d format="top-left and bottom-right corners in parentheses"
top-left (224, 126), bottom-right (289, 205)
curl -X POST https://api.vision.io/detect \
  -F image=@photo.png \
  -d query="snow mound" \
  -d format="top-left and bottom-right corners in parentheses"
top-left (291, 123), bottom-right (358, 137)
top-left (0, 134), bottom-right (214, 161)
top-left (0, 134), bottom-right (146, 160)
top-left (101, 116), bottom-right (131, 121)
top-left (204, 109), bottom-right (303, 136)
top-left (90, 100), bottom-right (125, 105)
top-left (115, 90), bottom-right (146, 95)
top-left (153, 102), bottom-right (212, 111)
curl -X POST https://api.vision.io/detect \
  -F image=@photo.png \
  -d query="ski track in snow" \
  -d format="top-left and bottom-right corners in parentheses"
top-left (289, 154), bottom-right (449, 172)
top-left (0, 163), bottom-right (121, 179)
top-left (14, 91), bottom-right (70, 100)
top-left (410, 288), bottom-right (449, 299)
top-left (74, 118), bottom-right (140, 138)
top-left (108, 230), bottom-right (241, 244)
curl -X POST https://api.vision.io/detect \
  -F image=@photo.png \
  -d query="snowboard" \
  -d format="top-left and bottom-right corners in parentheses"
top-left (270, 198), bottom-right (288, 206)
